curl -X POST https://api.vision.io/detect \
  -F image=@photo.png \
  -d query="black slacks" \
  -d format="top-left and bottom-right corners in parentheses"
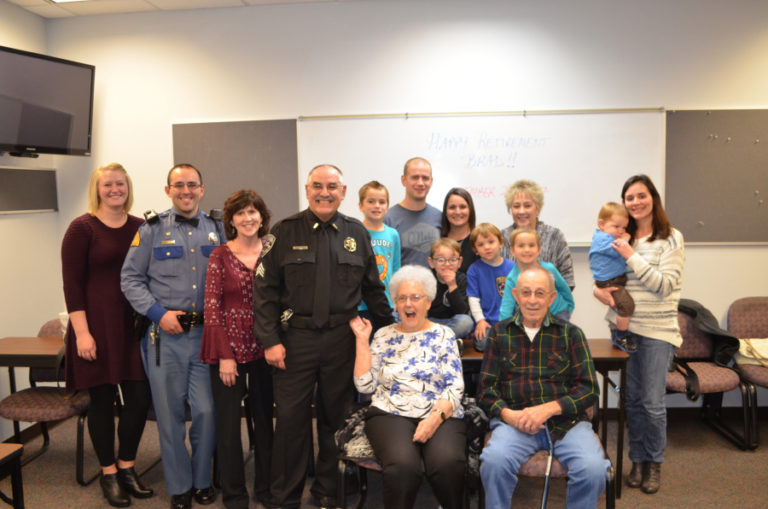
top-left (269, 324), bottom-right (356, 507)
top-left (210, 358), bottom-right (274, 509)
top-left (365, 408), bottom-right (467, 509)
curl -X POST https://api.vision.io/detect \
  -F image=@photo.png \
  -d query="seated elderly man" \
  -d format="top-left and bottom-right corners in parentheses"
top-left (478, 266), bottom-right (609, 508)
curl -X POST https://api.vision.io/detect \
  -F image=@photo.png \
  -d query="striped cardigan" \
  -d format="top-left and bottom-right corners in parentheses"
top-left (605, 228), bottom-right (685, 347)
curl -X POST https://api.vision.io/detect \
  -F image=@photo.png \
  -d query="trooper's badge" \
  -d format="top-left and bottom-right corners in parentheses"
top-left (344, 237), bottom-right (357, 252)
top-left (208, 232), bottom-right (219, 245)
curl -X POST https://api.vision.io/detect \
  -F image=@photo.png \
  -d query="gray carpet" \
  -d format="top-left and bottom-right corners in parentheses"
top-left (1, 411), bottom-right (766, 508)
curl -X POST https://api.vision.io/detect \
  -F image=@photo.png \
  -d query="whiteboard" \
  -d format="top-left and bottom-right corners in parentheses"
top-left (297, 111), bottom-right (665, 244)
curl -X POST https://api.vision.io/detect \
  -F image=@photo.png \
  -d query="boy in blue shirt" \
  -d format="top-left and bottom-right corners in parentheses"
top-left (589, 202), bottom-right (636, 353)
top-left (466, 223), bottom-right (515, 351)
top-left (358, 181), bottom-right (401, 333)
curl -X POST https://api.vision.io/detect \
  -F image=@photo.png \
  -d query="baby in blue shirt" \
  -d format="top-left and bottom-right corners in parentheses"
top-left (589, 202), bottom-right (636, 353)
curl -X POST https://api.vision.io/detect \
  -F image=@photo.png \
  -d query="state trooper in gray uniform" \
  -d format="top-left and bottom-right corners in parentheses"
top-left (121, 164), bottom-right (221, 509)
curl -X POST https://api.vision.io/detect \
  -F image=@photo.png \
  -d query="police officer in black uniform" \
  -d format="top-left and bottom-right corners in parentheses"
top-left (253, 164), bottom-right (393, 508)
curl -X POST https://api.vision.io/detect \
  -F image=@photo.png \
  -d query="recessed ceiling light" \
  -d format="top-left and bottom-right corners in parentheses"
top-left (50, 0), bottom-right (90, 4)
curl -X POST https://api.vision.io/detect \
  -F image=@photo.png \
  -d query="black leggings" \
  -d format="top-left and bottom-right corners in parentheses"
top-left (87, 380), bottom-right (151, 467)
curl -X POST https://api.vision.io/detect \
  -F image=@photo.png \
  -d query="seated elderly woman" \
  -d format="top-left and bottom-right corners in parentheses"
top-left (349, 264), bottom-right (467, 509)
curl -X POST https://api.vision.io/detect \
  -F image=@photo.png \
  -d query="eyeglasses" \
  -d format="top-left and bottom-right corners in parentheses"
top-left (517, 289), bottom-right (553, 299)
top-left (170, 182), bottom-right (201, 190)
top-left (432, 257), bottom-right (460, 265)
top-left (395, 294), bottom-right (426, 304)
top-left (309, 182), bottom-right (342, 191)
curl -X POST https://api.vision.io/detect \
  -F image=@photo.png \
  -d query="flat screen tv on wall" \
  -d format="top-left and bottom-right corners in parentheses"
top-left (0, 45), bottom-right (94, 157)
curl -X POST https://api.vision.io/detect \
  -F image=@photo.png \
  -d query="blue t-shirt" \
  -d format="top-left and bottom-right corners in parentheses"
top-left (359, 225), bottom-right (401, 310)
top-left (384, 203), bottom-right (441, 267)
top-left (588, 229), bottom-right (627, 281)
top-left (466, 258), bottom-right (515, 325)
top-left (498, 261), bottom-right (575, 321)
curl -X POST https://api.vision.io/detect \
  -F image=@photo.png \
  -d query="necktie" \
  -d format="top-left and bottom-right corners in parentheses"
top-left (175, 215), bottom-right (199, 227)
top-left (312, 223), bottom-right (331, 328)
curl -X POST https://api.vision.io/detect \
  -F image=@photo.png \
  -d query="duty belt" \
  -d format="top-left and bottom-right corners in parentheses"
top-left (289, 311), bottom-right (357, 329)
top-left (151, 311), bottom-right (205, 366)
top-left (177, 311), bottom-right (204, 332)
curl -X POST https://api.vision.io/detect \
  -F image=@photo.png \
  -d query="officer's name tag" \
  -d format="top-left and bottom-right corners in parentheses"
top-left (292, 245), bottom-right (309, 250)
top-left (160, 239), bottom-right (176, 245)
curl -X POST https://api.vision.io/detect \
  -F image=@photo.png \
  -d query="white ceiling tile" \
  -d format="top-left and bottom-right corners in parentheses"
top-left (6, 0), bottom-right (49, 7)
top-left (11, 0), bottom-right (356, 18)
top-left (55, 0), bottom-right (157, 16)
top-left (22, 4), bottom-right (76, 17)
top-left (149, 0), bottom-right (244, 9)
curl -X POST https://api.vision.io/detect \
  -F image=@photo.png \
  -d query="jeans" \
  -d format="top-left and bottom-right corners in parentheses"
top-left (429, 314), bottom-right (474, 340)
top-left (480, 419), bottom-right (609, 509)
top-left (625, 333), bottom-right (675, 464)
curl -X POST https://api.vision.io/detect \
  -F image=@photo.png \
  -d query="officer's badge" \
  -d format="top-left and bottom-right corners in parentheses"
top-left (208, 232), bottom-right (219, 245)
top-left (344, 237), bottom-right (357, 252)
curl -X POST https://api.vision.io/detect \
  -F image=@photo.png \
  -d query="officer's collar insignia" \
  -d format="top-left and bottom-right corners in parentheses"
top-left (208, 232), bottom-right (219, 245)
top-left (313, 222), bottom-right (338, 231)
top-left (344, 237), bottom-right (357, 252)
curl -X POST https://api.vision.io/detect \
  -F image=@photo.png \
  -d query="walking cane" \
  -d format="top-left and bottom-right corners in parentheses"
top-left (541, 421), bottom-right (554, 509)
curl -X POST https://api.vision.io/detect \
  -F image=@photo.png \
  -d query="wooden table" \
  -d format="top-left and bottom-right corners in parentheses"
top-left (0, 443), bottom-right (24, 508)
top-left (462, 337), bottom-right (629, 498)
top-left (0, 336), bottom-right (66, 438)
top-left (587, 338), bottom-right (629, 498)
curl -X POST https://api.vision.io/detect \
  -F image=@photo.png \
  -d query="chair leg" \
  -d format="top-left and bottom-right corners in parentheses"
top-left (76, 414), bottom-right (100, 486)
top-left (20, 421), bottom-right (51, 466)
top-left (701, 392), bottom-right (749, 450)
top-left (739, 382), bottom-right (756, 450)
top-left (337, 460), bottom-right (347, 509)
top-left (747, 382), bottom-right (759, 449)
top-left (354, 466), bottom-right (368, 509)
top-left (605, 464), bottom-right (616, 509)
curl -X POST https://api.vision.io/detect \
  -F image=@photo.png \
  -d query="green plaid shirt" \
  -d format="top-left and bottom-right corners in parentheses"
top-left (477, 310), bottom-right (599, 440)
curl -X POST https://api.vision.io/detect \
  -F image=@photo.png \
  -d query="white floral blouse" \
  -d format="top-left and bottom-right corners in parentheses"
top-left (354, 323), bottom-right (465, 419)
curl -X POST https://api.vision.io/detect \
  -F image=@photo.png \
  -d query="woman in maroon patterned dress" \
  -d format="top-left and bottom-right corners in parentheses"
top-left (62, 163), bottom-right (153, 507)
top-left (201, 189), bottom-right (274, 508)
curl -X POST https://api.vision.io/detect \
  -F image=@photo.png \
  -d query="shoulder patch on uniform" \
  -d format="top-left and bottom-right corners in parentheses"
top-left (130, 232), bottom-right (140, 247)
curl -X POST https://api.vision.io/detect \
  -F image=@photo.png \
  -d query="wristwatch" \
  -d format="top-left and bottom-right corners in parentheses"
top-left (433, 408), bottom-right (447, 422)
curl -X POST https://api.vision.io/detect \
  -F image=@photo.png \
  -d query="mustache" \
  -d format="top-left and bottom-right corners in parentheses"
top-left (315, 196), bottom-right (335, 202)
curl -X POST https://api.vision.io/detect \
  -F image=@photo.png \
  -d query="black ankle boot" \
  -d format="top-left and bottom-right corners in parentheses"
top-left (117, 467), bottom-right (154, 499)
top-left (100, 473), bottom-right (131, 507)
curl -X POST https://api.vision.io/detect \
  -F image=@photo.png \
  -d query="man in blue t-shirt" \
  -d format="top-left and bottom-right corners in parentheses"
top-left (384, 157), bottom-right (442, 267)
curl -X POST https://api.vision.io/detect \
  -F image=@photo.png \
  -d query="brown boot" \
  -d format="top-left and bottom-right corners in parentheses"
top-left (641, 462), bottom-right (661, 494)
top-left (625, 462), bottom-right (643, 488)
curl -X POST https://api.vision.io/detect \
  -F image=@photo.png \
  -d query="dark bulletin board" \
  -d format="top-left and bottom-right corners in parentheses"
top-left (172, 119), bottom-right (299, 225)
top-left (0, 167), bottom-right (58, 213)
top-left (666, 110), bottom-right (768, 243)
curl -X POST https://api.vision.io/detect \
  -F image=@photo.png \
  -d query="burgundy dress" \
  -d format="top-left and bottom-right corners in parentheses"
top-left (62, 213), bottom-right (147, 390)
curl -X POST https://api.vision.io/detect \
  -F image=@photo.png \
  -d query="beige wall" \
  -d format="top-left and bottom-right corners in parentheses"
top-left (0, 1), bottom-right (766, 434)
